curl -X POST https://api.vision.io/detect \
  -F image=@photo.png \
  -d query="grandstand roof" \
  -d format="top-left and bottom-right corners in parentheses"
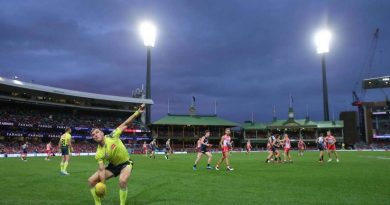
top-left (267, 119), bottom-right (285, 127)
top-left (241, 122), bottom-right (267, 130)
top-left (295, 119), bottom-right (318, 127)
top-left (0, 76), bottom-right (153, 104)
top-left (242, 119), bottom-right (343, 130)
top-left (152, 114), bottom-right (238, 126)
top-left (316, 121), bottom-right (344, 128)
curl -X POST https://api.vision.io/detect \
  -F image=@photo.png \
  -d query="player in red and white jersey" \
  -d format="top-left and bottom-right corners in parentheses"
top-left (246, 140), bottom-right (252, 155)
top-left (142, 141), bottom-right (148, 157)
top-left (21, 142), bottom-right (28, 161)
top-left (325, 131), bottom-right (339, 162)
top-left (215, 128), bottom-right (234, 171)
top-left (297, 138), bottom-right (306, 156)
top-left (281, 134), bottom-right (292, 163)
top-left (45, 141), bottom-right (52, 161)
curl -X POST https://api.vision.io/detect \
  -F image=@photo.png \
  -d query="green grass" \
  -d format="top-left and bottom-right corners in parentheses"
top-left (1, 151), bottom-right (390, 205)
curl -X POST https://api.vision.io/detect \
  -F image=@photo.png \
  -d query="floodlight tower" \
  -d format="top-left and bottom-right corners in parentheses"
top-left (140, 21), bottom-right (156, 125)
top-left (314, 29), bottom-right (332, 121)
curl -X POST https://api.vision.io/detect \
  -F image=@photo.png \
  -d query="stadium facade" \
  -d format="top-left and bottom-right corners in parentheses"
top-left (360, 101), bottom-right (390, 143)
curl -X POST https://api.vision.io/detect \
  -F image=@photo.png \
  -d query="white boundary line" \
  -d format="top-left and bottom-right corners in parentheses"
top-left (0, 149), bottom-right (388, 158)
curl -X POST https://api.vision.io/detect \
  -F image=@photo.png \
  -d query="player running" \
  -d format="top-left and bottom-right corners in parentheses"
top-left (215, 128), bottom-right (234, 171)
top-left (297, 138), bottom-right (306, 156)
top-left (149, 139), bottom-right (157, 159)
top-left (193, 130), bottom-right (213, 170)
top-left (142, 141), bottom-right (148, 157)
top-left (246, 139), bottom-right (252, 155)
top-left (165, 138), bottom-right (171, 160)
top-left (21, 142), bottom-right (28, 161)
top-left (316, 133), bottom-right (326, 163)
top-left (88, 104), bottom-right (144, 205)
top-left (58, 127), bottom-right (73, 175)
top-left (325, 131), bottom-right (339, 162)
top-left (281, 134), bottom-right (292, 163)
top-left (45, 141), bottom-right (53, 161)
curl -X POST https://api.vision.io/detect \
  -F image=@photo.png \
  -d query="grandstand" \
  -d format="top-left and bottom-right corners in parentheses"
top-left (151, 113), bottom-right (238, 152)
top-left (0, 76), bottom-right (153, 155)
top-left (242, 107), bottom-right (344, 148)
top-left (0, 76), bottom-right (353, 155)
top-left (149, 106), bottom-right (347, 151)
top-left (359, 101), bottom-right (390, 143)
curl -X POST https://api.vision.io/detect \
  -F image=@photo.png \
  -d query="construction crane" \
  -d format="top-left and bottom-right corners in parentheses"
top-left (352, 28), bottom-right (380, 106)
top-left (352, 91), bottom-right (363, 106)
top-left (352, 28), bottom-right (380, 142)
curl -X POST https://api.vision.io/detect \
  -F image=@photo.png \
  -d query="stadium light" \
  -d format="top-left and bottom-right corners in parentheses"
top-left (139, 21), bottom-right (157, 125)
top-left (140, 21), bottom-right (156, 47)
top-left (314, 29), bottom-right (331, 54)
top-left (314, 28), bottom-right (332, 121)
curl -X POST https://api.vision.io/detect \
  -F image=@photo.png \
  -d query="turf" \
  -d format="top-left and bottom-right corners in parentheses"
top-left (0, 151), bottom-right (389, 205)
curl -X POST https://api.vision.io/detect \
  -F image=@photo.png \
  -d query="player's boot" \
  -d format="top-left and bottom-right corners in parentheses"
top-left (226, 167), bottom-right (234, 171)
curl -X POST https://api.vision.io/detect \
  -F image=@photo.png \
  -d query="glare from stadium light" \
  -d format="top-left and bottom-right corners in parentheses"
top-left (314, 29), bottom-right (331, 54)
top-left (139, 21), bottom-right (157, 47)
top-left (0, 76), bottom-right (3, 81)
top-left (382, 77), bottom-right (389, 81)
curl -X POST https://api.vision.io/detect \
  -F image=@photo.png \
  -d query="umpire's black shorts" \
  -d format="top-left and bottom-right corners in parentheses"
top-left (106, 160), bottom-right (133, 177)
top-left (61, 146), bottom-right (69, 156)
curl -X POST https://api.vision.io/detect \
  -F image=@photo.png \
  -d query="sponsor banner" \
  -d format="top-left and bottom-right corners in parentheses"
top-left (155, 151), bottom-right (166, 155)
top-left (0, 121), bottom-right (14, 126)
top-left (74, 127), bottom-right (90, 131)
top-left (38, 124), bottom-right (52, 128)
top-left (18, 123), bottom-right (33, 127)
top-left (172, 151), bottom-right (187, 154)
top-left (373, 134), bottom-right (390, 139)
top-left (124, 129), bottom-right (145, 133)
top-left (0, 153), bottom-right (97, 158)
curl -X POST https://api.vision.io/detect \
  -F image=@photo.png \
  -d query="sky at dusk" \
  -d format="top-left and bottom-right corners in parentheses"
top-left (1, 0), bottom-right (389, 123)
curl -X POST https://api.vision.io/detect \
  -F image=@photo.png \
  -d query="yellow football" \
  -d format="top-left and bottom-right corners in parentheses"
top-left (95, 182), bottom-right (106, 198)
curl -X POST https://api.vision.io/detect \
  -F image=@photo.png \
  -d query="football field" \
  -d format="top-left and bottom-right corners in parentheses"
top-left (1, 151), bottom-right (389, 205)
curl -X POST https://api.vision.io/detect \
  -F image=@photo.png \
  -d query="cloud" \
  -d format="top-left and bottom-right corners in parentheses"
top-left (0, 0), bottom-right (389, 123)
